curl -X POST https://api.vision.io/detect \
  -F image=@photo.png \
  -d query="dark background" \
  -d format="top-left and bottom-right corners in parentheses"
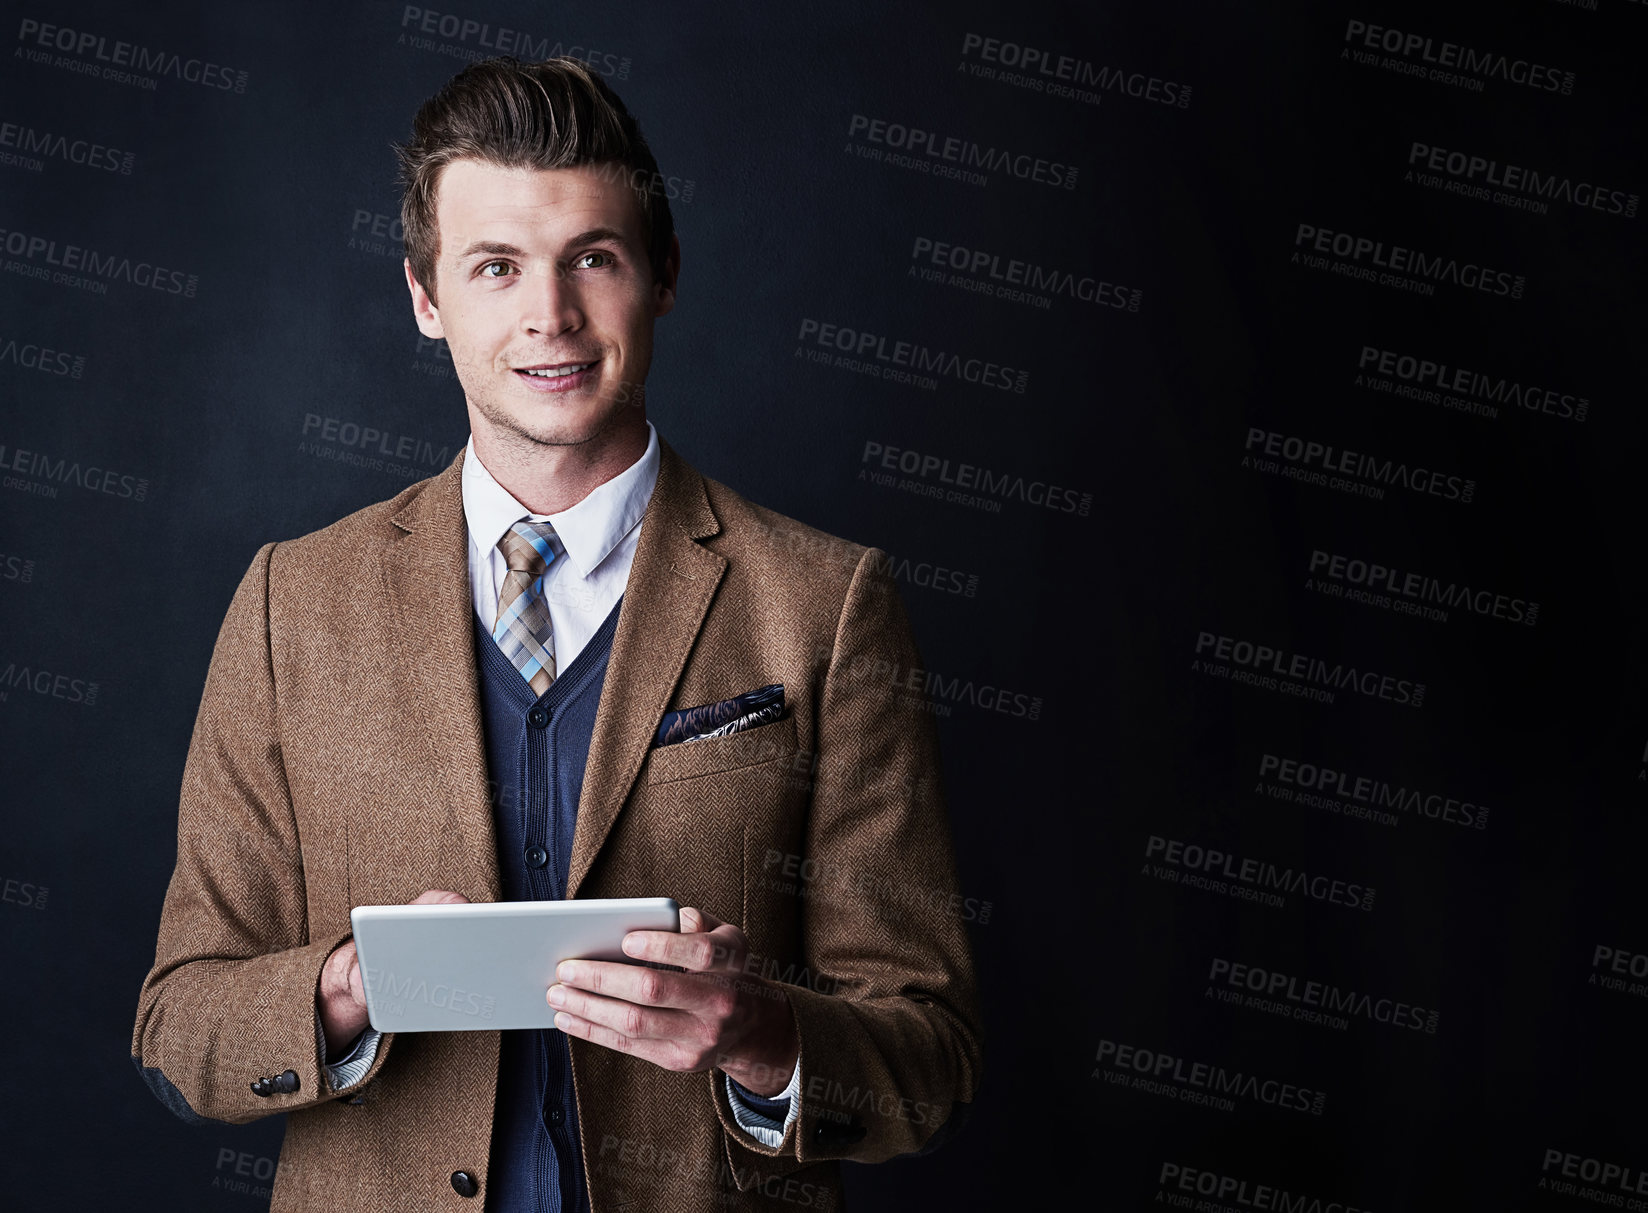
top-left (2, 0), bottom-right (1644, 1208)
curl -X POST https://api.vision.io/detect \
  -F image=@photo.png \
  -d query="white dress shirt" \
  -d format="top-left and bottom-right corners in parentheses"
top-left (318, 421), bottom-right (800, 1147)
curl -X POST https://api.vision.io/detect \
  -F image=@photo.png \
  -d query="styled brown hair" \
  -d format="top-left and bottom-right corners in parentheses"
top-left (392, 56), bottom-right (675, 306)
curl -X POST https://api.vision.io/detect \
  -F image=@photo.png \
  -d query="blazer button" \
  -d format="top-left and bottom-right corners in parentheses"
top-left (450, 1170), bottom-right (479, 1198)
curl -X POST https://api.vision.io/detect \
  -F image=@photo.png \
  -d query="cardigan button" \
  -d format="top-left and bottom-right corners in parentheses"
top-left (524, 845), bottom-right (548, 869)
top-left (450, 1170), bottom-right (479, 1198)
top-left (527, 707), bottom-right (549, 728)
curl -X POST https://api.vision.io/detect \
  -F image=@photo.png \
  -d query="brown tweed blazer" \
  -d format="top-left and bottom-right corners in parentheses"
top-left (130, 435), bottom-right (984, 1212)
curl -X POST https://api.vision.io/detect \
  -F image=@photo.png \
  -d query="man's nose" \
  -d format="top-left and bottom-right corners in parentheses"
top-left (522, 260), bottom-right (583, 335)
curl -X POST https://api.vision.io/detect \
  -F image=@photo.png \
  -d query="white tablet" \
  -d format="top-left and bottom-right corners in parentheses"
top-left (349, 897), bottom-right (681, 1032)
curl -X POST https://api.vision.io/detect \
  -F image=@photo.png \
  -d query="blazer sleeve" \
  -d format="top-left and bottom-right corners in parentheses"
top-left (129, 540), bottom-right (395, 1124)
top-left (712, 545), bottom-right (985, 1172)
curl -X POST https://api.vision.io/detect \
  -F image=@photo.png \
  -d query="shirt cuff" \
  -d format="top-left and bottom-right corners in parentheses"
top-left (723, 1058), bottom-right (801, 1148)
top-left (315, 1013), bottom-right (382, 1093)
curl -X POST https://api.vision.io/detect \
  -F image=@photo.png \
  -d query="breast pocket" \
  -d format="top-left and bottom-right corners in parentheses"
top-left (614, 711), bottom-right (807, 923)
top-left (638, 710), bottom-right (801, 786)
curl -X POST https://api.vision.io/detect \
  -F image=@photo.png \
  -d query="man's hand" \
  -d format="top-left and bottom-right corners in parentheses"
top-left (547, 906), bottom-right (801, 1097)
top-left (317, 888), bottom-right (469, 1057)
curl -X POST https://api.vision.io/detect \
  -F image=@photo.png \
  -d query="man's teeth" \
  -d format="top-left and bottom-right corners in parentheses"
top-left (521, 362), bottom-right (594, 378)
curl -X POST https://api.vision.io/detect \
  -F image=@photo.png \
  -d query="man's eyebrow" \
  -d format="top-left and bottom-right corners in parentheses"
top-left (454, 229), bottom-right (630, 262)
top-left (455, 239), bottom-right (526, 262)
top-left (561, 226), bottom-right (630, 252)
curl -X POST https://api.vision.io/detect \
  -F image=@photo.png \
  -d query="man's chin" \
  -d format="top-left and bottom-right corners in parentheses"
top-left (495, 402), bottom-right (629, 449)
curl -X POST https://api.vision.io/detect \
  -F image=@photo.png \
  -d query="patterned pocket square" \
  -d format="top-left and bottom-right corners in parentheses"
top-left (654, 683), bottom-right (785, 748)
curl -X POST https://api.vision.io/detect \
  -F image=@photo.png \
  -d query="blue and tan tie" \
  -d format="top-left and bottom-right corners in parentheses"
top-left (493, 519), bottom-right (558, 696)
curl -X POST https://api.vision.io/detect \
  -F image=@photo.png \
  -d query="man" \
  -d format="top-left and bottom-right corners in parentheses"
top-left (130, 56), bottom-right (982, 1212)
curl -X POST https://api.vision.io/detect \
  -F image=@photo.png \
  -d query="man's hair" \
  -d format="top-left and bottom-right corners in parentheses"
top-left (392, 55), bottom-right (675, 306)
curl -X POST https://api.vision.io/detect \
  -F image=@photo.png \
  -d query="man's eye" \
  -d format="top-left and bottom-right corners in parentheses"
top-left (574, 251), bottom-right (613, 270)
top-left (479, 261), bottom-right (514, 278)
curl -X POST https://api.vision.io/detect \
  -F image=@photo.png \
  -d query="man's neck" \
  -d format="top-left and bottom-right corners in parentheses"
top-left (470, 415), bottom-right (648, 516)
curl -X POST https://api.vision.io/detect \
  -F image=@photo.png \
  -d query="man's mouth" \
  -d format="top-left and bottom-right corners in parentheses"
top-left (515, 360), bottom-right (598, 379)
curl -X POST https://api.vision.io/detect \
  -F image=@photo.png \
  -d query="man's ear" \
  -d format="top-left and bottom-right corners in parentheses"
top-left (406, 258), bottom-right (444, 339)
top-left (653, 232), bottom-right (680, 318)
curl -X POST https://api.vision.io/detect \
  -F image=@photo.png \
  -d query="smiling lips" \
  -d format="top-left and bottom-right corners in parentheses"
top-left (517, 361), bottom-right (596, 378)
top-left (512, 360), bottom-right (598, 390)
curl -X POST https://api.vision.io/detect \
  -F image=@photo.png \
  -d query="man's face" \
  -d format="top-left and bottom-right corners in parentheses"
top-left (406, 157), bottom-right (677, 450)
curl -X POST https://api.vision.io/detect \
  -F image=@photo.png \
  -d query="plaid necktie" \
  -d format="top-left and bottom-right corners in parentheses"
top-left (493, 519), bottom-right (558, 696)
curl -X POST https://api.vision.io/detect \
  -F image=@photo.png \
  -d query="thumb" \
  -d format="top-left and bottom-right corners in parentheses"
top-left (679, 906), bottom-right (723, 933)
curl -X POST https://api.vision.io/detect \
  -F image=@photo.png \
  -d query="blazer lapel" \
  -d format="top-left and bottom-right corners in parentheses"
top-left (567, 435), bottom-right (726, 897)
top-left (382, 449), bottom-right (503, 904)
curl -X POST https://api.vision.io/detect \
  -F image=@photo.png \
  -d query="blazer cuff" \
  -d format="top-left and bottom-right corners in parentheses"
top-left (314, 1015), bottom-right (382, 1093)
top-left (724, 1059), bottom-right (801, 1148)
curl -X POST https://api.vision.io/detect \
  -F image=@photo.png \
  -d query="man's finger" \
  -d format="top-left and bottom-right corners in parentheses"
top-left (547, 980), bottom-right (696, 1040)
top-left (679, 906), bottom-right (723, 933)
top-left (621, 926), bottom-right (734, 971)
top-left (554, 958), bottom-right (709, 1009)
top-left (411, 888), bottom-right (469, 905)
top-left (552, 1010), bottom-right (684, 1070)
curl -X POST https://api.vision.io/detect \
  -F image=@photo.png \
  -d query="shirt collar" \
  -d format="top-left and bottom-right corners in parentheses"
top-left (461, 421), bottom-right (660, 578)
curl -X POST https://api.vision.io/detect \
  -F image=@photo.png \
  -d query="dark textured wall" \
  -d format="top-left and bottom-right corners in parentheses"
top-left (2, 0), bottom-right (1643, 1208)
